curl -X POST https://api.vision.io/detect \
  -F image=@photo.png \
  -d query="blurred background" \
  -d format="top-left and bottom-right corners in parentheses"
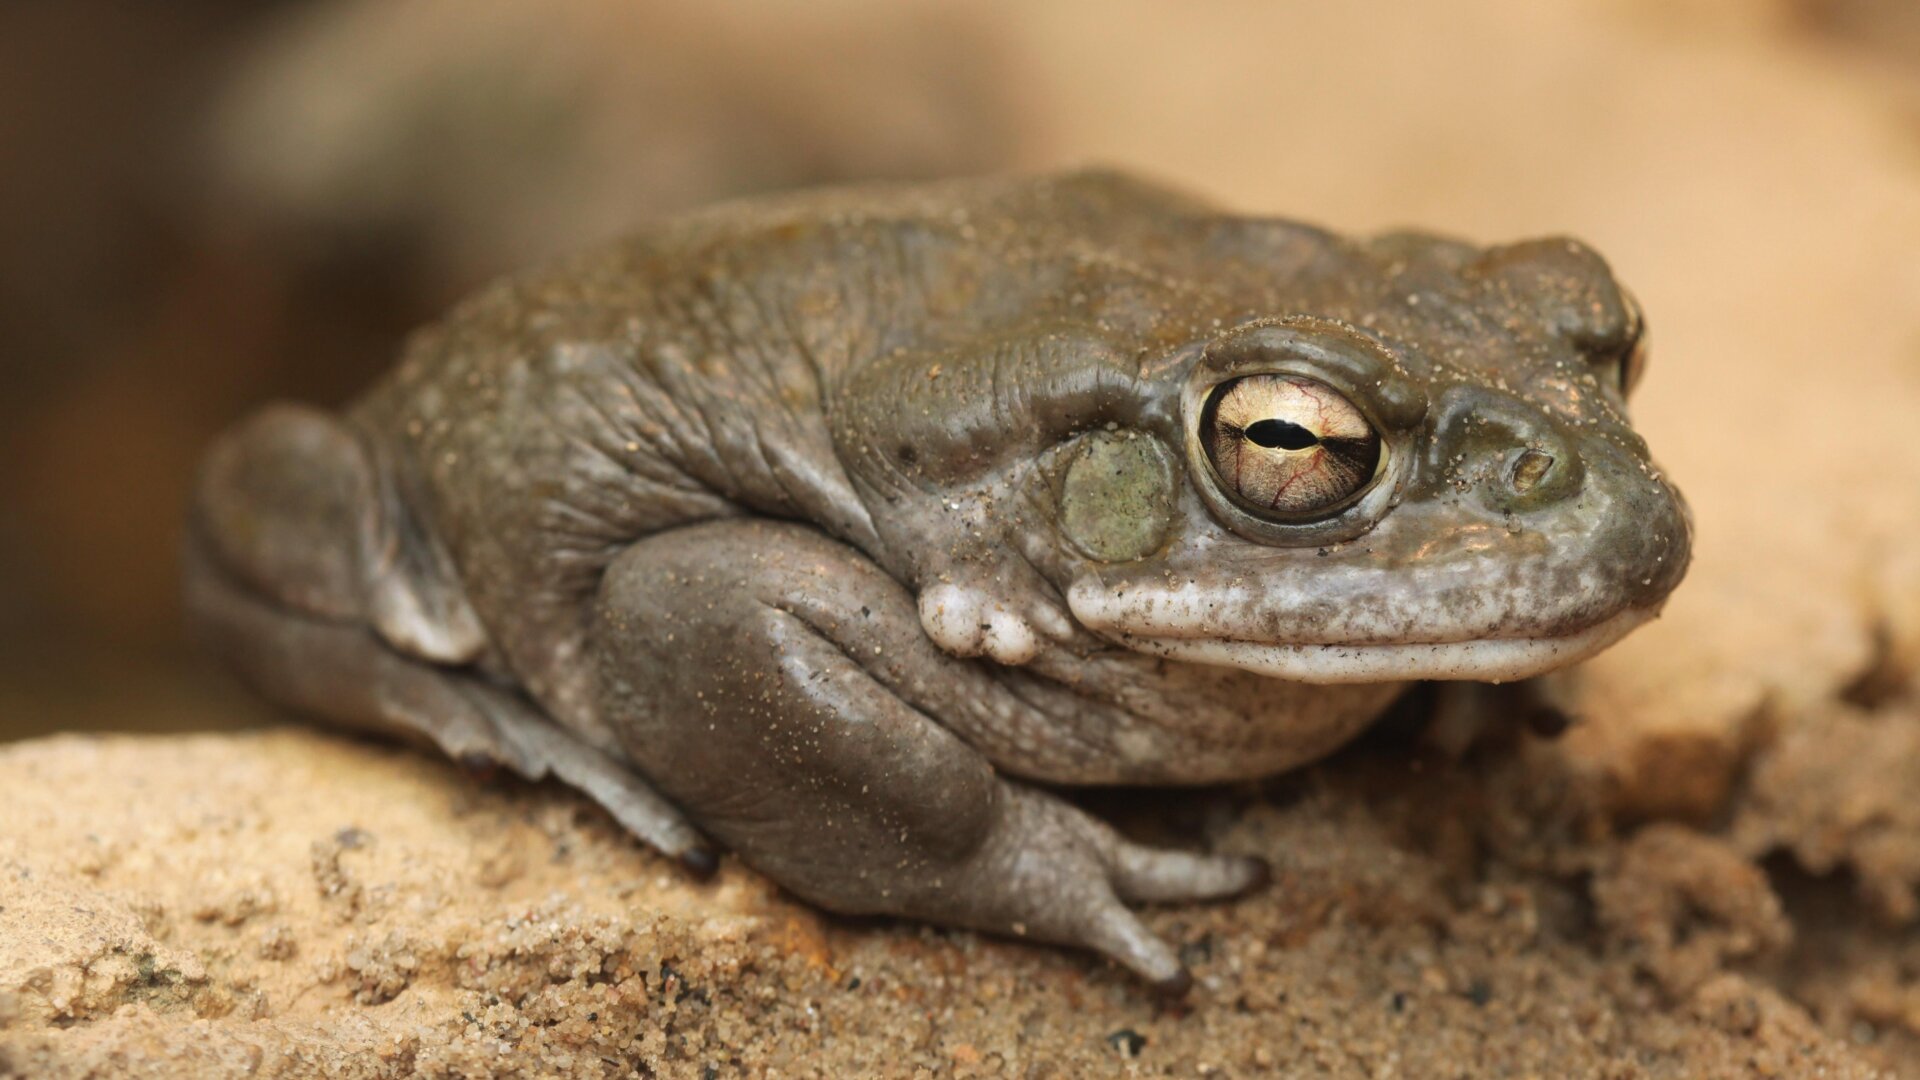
top-left (4, 0), bottom-right (1919, 741)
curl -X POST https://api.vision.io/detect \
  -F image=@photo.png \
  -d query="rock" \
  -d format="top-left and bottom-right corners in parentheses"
top-left (1594, 825), bottom-right (1793, 997)
top-left (0, 730), bottom-right (1890, 1078)
top-left (208, 1), bottom-right (1028, 284)
top-left (1734, 703), bottom-right (1920, 925)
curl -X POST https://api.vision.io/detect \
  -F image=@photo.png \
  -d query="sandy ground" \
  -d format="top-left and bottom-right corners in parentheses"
top-left (7, 0), bottom-right (1920, 1075)
top-left (0, 727), bottom-right (1894, 1078)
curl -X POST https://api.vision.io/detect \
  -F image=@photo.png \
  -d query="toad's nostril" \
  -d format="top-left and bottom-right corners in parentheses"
top-left (1509, 449), bottom-right (1555, 495)
top-left (1492, 442), bottom-right (1582, 511)
top-left (1429, 385), bottom-right (1583, 512)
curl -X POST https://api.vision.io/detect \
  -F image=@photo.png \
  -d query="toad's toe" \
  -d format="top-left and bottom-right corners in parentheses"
top-left (1110, 846), bottom-right (1270, 904)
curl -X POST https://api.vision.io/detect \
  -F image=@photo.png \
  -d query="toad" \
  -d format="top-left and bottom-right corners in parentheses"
top-left (187, 171), bottom-right (1689, 991)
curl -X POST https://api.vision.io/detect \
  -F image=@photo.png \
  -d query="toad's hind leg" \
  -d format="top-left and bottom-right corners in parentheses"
top-left (186, 404), bottom-right (710, 869)
top-left (590, 520), bottom-right (1267, 990)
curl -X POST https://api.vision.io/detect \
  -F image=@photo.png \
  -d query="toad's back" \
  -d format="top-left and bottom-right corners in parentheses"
top-left (343, 172), bottom-right (1330, 732)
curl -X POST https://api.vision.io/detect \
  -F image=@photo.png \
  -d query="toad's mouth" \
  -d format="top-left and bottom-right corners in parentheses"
top-left (1089, 606), bottom-right (1656, 685)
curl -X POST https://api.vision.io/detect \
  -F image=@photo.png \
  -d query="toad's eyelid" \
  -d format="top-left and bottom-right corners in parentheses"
top-left (1193, 319), bottom-right (1429, 431)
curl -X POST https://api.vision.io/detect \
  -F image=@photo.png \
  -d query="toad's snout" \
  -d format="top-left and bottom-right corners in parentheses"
top-left (1414, 382), bottom-right (1691, 609)
top-left (1426, 385), bottom-right (1588, 515)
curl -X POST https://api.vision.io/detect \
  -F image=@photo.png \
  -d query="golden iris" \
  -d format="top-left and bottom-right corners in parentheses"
top-left (1201, 374), bottom-right (1381, 518)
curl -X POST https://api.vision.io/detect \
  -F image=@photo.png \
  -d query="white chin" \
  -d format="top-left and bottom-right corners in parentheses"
top-left (1108, 607), bottom-right (1655, 685)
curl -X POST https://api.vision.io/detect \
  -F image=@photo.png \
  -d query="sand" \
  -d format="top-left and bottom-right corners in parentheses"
top-left (0, 723), bottom-right (1900, 1078)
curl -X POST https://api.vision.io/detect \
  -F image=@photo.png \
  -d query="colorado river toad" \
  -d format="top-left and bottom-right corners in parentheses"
top-left (186, 171), bottom-right (1689, 991)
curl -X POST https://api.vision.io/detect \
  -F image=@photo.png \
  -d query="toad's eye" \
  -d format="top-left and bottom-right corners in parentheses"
top-left (1201, 374), bottom-right (1382, 519)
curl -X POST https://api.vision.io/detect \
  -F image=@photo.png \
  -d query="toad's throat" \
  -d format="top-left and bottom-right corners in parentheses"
top-left (1094, 606), bottom-right (1654, 685)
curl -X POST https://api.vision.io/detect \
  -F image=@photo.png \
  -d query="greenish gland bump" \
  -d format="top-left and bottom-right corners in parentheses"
top-left (1060, 431), bottom-right (1176, 563)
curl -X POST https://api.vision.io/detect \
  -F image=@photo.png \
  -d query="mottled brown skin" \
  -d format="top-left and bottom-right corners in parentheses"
top-left (186, 171), bottom-right (1690, 990)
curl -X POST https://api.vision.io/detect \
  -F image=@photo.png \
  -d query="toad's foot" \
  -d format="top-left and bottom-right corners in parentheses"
top-left (1424, 676), bottom-right (1580, 758)
top-left (942, 783), bottom-right (1267, 990)
top-left (592, 519), bottom-right (1263, 990)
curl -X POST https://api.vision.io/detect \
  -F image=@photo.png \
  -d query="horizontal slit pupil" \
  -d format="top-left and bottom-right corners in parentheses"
top-left (1245, 418), bottom-right (1318, 451)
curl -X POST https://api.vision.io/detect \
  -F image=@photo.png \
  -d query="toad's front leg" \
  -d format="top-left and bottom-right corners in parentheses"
top-left (590, 520), bottom-right (1263, 991)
